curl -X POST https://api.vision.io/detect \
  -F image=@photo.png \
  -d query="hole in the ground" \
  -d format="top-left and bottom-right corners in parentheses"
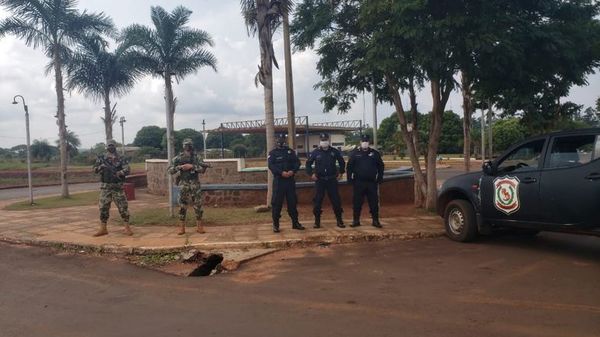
top-left (188, 254), bottom-right (224, 277)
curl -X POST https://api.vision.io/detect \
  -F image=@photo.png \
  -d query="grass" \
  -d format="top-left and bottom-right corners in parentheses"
top-left (0, 162), bottom-right (54, 170)
top-left (128, 206), bottom-right (272, 227)
top-left (4, 191), bottom-right (98, 210)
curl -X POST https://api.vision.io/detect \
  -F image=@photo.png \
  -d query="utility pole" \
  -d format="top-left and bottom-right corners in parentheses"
top-left (119, 116), bottom-right (126, 155)
top-left (481, 108), bottom-right (486, 161)
top-left (12, 95), bottom-right (34, 205)
top-left (202, 119), bottom-right (208, 159)
top-left (372, 78), bottom-right (378, 149)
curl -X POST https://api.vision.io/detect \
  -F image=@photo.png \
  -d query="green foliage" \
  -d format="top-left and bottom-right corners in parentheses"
top-left (492, 118), bottom-right (527, 153)
top-left (133, 126), bottom-right (165, 149)
top-left (30, 139), bottom-right (57, 161)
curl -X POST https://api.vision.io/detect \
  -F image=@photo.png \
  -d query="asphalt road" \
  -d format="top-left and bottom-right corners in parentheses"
top-left (1, 233), bottom-right (598, 337)
top-left (0, 182), bottom-right (99, 201)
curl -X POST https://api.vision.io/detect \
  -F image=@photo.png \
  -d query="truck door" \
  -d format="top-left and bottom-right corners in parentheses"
top-left (540, 133), bottom-right (600, 227)
top-left (480, 138), bottom-right (546, 226)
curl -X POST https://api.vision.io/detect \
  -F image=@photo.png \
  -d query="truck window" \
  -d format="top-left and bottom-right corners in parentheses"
top-left (545, 135), bottom-right (597, 169)
top-left (497, 139), bottom-right (545, 173)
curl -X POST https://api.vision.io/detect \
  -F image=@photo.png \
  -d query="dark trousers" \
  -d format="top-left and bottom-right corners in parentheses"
top-left (271, 177), bottom-right (299, 221)
top-left (313, 178), bottom-right (343, 216)
top-left (353, 180), bottom-right (379, 217)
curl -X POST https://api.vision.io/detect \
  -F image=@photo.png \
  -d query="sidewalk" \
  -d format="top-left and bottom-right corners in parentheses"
top-left (0, 190), bottom-right (444, 255)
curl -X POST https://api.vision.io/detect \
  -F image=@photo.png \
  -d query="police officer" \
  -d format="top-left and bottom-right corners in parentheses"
top-left (306, 132), bottom-right (346, 228)
top-left (346, 134), bottom-right (384, 228)
top-left (168, 138), bottom-right (210, 235)
top-left (93, 139), bottom-right (133, 236)
top-left (268, 134), bottom-right (305, 233)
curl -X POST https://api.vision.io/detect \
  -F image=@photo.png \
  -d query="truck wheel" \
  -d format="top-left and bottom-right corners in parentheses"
top-left (444, 199), bottom-right (477, 242)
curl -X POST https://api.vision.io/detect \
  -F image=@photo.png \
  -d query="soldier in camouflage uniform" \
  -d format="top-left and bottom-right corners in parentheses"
top-left (168, 138), bottom-right (210, 235)
top-left (93, 139), bottom-right (133, 236)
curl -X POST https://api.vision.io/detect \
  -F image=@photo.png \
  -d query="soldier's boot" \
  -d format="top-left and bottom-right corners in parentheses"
top-left (196, 220), bottom-right (205, 234)
top-left (336, 214), bottom-right (346, 228)
top-left (351, 211), bottom-right (361, 227)
top-left (313, 215), bottom-right (321, 229)
top-left (291, 218), bottom-right (305, 230)
top-left (177, 220), bottom-right (186, 235)
top-left (93, 222), bottom-right (108, 237)
top-left (272, 218), bottom-right (280, 233)
top-left (123, 221), bottom-right (133, 236)
top-left (372, 215), bottom-right (382, 228)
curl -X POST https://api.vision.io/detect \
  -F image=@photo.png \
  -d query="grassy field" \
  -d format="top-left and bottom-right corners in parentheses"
top-left (4, 191), bottom-right (99, 210)
top-left (128, 206), bottom-right (271, 227)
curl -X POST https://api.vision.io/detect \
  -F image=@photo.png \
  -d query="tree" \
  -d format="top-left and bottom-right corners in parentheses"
top-left (121, 5), bottom-right (217, 177)
top-left (0, 0), bottom-right (113, 197)
top-left (66, 35), bottom-right (144, 144)
top-left (133, 126), bottom-right (166, 149)
top-left (31, 139), bottom-right (57, 161)
top-left (56, 130), bottom-right (81, 160)
top-left (241, 0), bottom-right (292, 205)
top-left (232, 143), bottom-right (248, 157)
top-left (492, 118), bottom-right (527, 153)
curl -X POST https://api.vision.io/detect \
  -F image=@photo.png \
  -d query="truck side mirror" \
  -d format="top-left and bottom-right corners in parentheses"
top-left (482, 160), bottom-right (495, 175)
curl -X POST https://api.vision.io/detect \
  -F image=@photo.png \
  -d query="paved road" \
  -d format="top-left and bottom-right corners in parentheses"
top-left (0, 182), bottom-right (99, 201)
top-left (1, 233), bottom-right (598, 337)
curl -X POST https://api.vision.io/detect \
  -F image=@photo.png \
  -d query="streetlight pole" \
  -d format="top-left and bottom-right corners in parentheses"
top-left (12, 95), bottom-right (34, 205)
top-left (119, 116), bottom-right (126, 155)
top-left (202, 119), bottom-right (208, 159)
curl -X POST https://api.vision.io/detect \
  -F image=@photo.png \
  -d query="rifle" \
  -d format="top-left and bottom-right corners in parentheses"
top-left (174, 154), bottom-right (212, 185)
top-left (97, 155), bottom-right (126, 182)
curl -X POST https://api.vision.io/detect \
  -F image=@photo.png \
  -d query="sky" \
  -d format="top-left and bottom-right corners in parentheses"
top-left (0, 0), bottom-right (598, 149)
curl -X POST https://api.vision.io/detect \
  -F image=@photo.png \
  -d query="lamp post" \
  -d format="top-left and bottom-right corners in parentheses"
top-left (119, 116), bottom-right (126, 155)
top-left (12, 95), bottom-right (34, 205)
top-left (202, 119), bottom-right (208, 159)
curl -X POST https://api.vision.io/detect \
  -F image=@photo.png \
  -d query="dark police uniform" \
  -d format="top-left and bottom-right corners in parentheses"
top-left (268, 144), bottom-right (303, 232)
top-left (306, 145), bottom-right (346, 227)
top-left (347, 145), bottom-right (385, 227)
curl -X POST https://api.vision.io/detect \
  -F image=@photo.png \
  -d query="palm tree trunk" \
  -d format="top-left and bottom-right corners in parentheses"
top-left (103, 91), bottom-right (113, 143)
top-left (54, 49), bottom-right (69, 198)
top-left (461, 70), bottom-right (472, 172)
top-left (282, 9), bottom-right (296, 149)
top-left (164, 72), bottom-right (176, 216)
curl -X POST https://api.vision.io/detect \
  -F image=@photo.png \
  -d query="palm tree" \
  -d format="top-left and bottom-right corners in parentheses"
top-left (241, 0), bottom-right (292, 206)
top-left (0, 0), bottom-right (113, 197)
top-left (55, 130), bottom-right (80, 160)
top-left (121, 6), bottom-right (217, 164)
top-left (66, 35), bottom-right (144, 144)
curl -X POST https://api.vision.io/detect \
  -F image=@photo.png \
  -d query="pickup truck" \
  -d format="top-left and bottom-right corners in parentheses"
top-left (437, 128), bottom-right (600, 242)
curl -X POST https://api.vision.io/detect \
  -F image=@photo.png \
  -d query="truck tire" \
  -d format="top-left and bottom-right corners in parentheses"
top-left (444, 199), bottom-right (478, 242)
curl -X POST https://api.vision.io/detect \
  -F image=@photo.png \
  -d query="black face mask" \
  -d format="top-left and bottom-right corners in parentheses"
top-left (107, 146), bottom-right (116, 154)
top-left (184, 145), bottom-right (193, 152)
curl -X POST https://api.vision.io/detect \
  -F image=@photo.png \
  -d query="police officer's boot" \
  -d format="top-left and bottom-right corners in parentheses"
top-left (196, 220), bottom-right (205, 234)
top-left (292, 218), bottom-right (305, 230)
top-left (351, 211), bottom-right (361, 227)
top-left (313, 214), bottom-right (321, 229)
top-left (93, 222), bottom-right (108, 237)
top-left (273, 218), bottom-right (280, 233)
top-left (177, 220), bottom-right (186, 235)
top-left (123, 221), bottom-right (133, 236)
top-left (372, 215), bottom-right (382, 228)
top-left (336, 214), bottom-right (346, 228)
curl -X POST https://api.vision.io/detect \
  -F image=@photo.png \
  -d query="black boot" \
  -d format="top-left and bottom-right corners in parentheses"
top-left (336, 214), bottom-right (345, 228)
top-left (273, 218), bottom-right (280, 233)
top-left (313, 214), bottom-right (321, 228)
top-left (292, 219), bottom-right (305, 230)
top-left (372, 215), bottom-right (382, 228)
top-left (351, 212), bottom-right (361, 227)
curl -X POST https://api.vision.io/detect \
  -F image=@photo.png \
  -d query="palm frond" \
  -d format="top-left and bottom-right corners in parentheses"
top-left (240, 0), bottom-right (258, 36)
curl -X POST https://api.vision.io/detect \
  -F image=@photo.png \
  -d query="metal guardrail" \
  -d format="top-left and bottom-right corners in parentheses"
top-left (218, 116), bottom-right (309, 130)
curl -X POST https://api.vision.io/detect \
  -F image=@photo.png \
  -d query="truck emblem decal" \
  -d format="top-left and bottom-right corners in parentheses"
top-left (493, 176), bottom-right (520, 215)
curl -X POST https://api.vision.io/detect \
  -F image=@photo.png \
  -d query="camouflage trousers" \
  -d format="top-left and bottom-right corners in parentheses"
top-left (178, 181), bottom-right (203, 221)
top-left (99, 183), bottom-right (129, 223)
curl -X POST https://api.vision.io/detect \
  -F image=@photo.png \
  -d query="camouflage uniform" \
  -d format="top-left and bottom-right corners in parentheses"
top-left (168, 150), bottom-right (206, 221)
top-left (94, 151), bottom-right (130, 223)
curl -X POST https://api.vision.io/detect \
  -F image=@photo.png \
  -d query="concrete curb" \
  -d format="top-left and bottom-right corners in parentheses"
top-left (0, 229), bottom-right (445, 256)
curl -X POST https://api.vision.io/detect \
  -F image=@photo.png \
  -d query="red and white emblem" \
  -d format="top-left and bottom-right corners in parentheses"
top-left (493, 176), bottom-right (520, 215)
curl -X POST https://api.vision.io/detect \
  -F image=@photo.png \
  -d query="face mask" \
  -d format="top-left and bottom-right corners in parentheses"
top-left (184, 145), bottom-right (193, 152)
top-left (107, 146), bottom-right (116, 154)
top-left (320, 141), bottom-right (330, 148)
top-left (360, 142), bottom-right (369, 149)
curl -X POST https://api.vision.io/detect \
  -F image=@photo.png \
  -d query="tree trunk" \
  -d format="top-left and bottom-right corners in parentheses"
top-left (164, 72), bottom-right (176, 216)
top-left (384, 74), bottom-right (426, 207)
top-left (282, 9), bottom-right (296, 149)
top-left (407, 79), bottom-right (423, 207)
top-left (103, 91), bottom-right (113, 144)
top-left (53, 49), bottom-right (69, 198)
top-left (460, 70), bottom-right (473, 172)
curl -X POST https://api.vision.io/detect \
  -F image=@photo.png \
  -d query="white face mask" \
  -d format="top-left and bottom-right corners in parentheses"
top-left (319, 141), bottom-right (330, 148)
top-left (360, 142), bottom-right (369, 149)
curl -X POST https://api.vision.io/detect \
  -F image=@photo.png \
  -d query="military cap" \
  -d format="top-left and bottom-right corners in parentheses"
top-left (182, 138), bottom-right (193, 146)
top-left (360, 134), bottom-right (370, 142)
top-left (319, 132), bottom-right (330, 140)
top-left (106, 139), bottom-right (117, 146)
